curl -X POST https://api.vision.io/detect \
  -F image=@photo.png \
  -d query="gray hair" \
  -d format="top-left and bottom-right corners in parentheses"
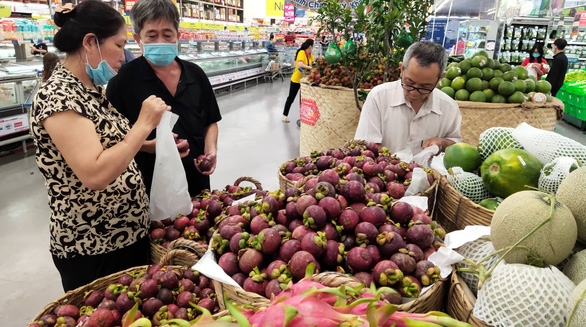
top-left (402, 41), bottom-right (448, 78)
top-left (130, 0), bottom-right (180, 36)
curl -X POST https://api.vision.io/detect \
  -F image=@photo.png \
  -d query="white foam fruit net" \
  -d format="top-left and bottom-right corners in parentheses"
top-left (538, 157), bottom-right (580, 194)
top-left (512, 123), bottom-right (586, 165)
top-left (447, 167), bottom-right (492, 204)
top-left (475, 263), bottom-right (576, 327)
top-left (477, 127), bottom-right (524, 160)
top-left (456, 238), bottom-right (499, 295)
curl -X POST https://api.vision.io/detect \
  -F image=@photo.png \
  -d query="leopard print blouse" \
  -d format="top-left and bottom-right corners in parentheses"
top-left (30, 64), bottom-right (149, 259)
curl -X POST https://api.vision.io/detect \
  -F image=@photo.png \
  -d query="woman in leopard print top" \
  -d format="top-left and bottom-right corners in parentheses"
top-left (30, 1), bottom-right (170, 291)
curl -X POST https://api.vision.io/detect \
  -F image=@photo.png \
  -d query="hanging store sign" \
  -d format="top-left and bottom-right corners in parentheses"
top-left (124, 0), bottom-right (136, 12)
top-left (289, 0), bottom-right (362, 10)
top-left (266, 0), bottom-right (285, 17)
top-left (0, 4), bottom-right (11, 18)
top-left (284, 4), bottom-right (295, 23)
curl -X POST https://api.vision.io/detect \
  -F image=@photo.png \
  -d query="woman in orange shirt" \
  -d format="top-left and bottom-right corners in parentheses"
top-left (282, 39), bottom-right (314, 123)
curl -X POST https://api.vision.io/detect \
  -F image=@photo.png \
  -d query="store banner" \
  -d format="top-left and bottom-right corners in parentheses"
top-left (0, 114), bottom-right (29, 137)
top-left (300, 98), bottom-right (319, 126)
top-left (124, 0), bottom-right (136, 12)
top-left (284, 4), bottom-right (295, 22)
top-left (266, 0), bottom-right (285, 17)
top-left (289, 0), bottom-right (362, 10)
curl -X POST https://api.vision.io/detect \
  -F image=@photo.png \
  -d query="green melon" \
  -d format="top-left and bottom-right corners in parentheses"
top-left (441, 87), bottom-right (455, 98)
top-left (557, 166), bottom-right (586, 243)
top-left (458, 59), bottom-right (473, 75)
top-left (481, 148), bottom-right (543, 198)
top-left (444, 143), bottom-right (482, 172)
top-left (491, 190), bottom-right (578, 266)
top-left (567, 279), bottom-right (586, 327)
top-left (563, 249), bottom-right (586, 284)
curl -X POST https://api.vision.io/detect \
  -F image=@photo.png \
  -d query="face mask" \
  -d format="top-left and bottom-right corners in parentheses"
top-left (142, 42), bottom-right (178, 66)
top-left (85, 41), bottom-right (117, 85)
top-left (532, 53), bottom-right (540, 58)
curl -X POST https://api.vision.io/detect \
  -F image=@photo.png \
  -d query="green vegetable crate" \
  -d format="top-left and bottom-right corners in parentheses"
top-left (558, 82), bottom-right (586, 129)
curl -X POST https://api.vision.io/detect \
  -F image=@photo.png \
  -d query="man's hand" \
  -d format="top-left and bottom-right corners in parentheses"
top-left (422, 137), bottom-right (455, 153)
top-left (173, 133), bottom-right (190, 159)
top-left (194, 151), bottom-right (216, 175)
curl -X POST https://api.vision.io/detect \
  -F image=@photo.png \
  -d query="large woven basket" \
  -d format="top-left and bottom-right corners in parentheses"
top-left (150, 176), bottom-right (263, 264)
top-left (434, 176), bottom-right (493, 233)
top-left (457, 98), bottom-right (563, 146)
top-left (447, 268), bottom-right (490, 327)
top-left (312, 271), bottom-right (448, 313)
top-left (299, 79), bottom-right (370, 156)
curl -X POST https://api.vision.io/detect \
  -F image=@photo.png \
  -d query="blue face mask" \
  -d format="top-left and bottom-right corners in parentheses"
top-left (142, 42), bottom-right (178, 66)
top-left (532, 53), bottom-right (540, 58)
top-left (85, 41), bottom-right (117, 85)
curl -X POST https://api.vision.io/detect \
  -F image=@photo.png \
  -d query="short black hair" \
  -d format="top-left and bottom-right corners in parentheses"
top-left (53, 1), bottom-right (125, 54)
top-left (270, 33), bottom-right (275, 40)
top-left (554, 38), bottom-right (567, 50)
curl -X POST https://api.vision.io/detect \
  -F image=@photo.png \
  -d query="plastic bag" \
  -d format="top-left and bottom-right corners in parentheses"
top-left (475, 263), bottom-right (575, 327)
top-left (341, 39), bottom-right (356, 57)
top-left (512, 122), bottom-right (586, 165)
top-left (405, 167), bottom-right (431, 196)
top-left (149, 112), bottom-right (193, 221)
top-left (324, 43), bottom-right (341, 64)
top-left (538, 157), bottom-right (580, 194)
top-left (394, 145), bottom-right (439, 169)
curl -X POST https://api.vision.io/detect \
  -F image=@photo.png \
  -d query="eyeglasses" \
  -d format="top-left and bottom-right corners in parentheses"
top-left (400, 82), bottom-right (435, 94)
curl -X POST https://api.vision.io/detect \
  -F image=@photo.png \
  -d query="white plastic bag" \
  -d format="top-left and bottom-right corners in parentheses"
top-left (149, 111), bottom-right (193, 221)
top-left (394, 145), bottom-right (439, 169)
top-left (405, 167), bottom-right (431, 196)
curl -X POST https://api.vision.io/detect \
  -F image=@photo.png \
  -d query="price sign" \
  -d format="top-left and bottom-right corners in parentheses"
top-left (201, 22), bottom-right (224, 30)
top-left (124, 0), bottom-right (136, 12)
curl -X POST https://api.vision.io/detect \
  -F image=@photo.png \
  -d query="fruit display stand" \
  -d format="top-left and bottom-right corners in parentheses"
top-left (150, 176), bottom-right (263, 265)
top-left (312, 271), bottom-right (448, 313)
top-left (30, 265), bottom-right (228, 326)
top-left (457, 98), bottom-right (563, 146)
top-left (446, 268), bottom-right (489, 327)
top-left (298, 78), bottom-right (369, 156)
top-left (434, 176), bottom-right (494, 233)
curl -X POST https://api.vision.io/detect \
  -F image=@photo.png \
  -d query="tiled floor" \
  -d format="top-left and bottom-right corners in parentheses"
top-left (1, 79), bottom-right (585, 326)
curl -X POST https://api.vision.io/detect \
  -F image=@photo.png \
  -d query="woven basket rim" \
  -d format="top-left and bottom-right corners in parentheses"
top-left (448, 267), bottom-right (490, 327)
top-left (440, 175), bottom-right (493, 214)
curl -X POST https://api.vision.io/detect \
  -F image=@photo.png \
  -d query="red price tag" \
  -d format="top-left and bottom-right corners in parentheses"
top-left (300, 99), bottom-right (319, 126)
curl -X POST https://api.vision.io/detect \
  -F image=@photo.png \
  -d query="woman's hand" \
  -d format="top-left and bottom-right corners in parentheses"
top-left (136, 95), bottom-right (171, 131)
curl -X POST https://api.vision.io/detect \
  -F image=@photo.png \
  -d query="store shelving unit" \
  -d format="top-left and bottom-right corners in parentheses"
top-left (458, 20), bottom-right (502, 59)
top-left (499, 17), bottom-right (549, 65)
top-left (180, 0), bottom-right (244, 23)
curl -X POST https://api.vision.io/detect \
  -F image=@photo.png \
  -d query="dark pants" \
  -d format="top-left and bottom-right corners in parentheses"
top-left (52, 236), bottom-right (150, 292)
top-left (283, 81), bottom-right (301, 117)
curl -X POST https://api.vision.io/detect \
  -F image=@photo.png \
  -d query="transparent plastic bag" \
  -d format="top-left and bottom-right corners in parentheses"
top-left (149, 112), bottom-right (193, 221)
top-left (512, 123), bottom-right (586, 165)
top-left (538, 157), bottom-right (580, 194)
top-left (447, 167), bottom-right (492, 204)
top-left (475, 263), bottom-right (576, 327)
top-left (477, 127), bottom-right (524, 160)
top-left (456, 238), bottom-right (499, 295)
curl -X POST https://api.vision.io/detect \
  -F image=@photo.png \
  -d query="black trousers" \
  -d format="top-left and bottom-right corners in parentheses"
top-left (283, 81), bottom-right (301, 117)
top-left (52, 236), bottom-right (150, 292)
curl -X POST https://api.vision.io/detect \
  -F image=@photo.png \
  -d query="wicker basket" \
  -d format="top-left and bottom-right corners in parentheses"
top-left (30, 265), bottom-right (180, 325)
top-left (299, 79), bottom-right (370, 156)
top-left (312, 271), bottom-right (448, 313)
top-left (150, 176), bottom-right (263, 264)
top-left (447, 268), bottom-right (490, 327)
top-left (457, 98), bottom-right (563, 146)
top-left (434, 176), bottom-right (494, 233)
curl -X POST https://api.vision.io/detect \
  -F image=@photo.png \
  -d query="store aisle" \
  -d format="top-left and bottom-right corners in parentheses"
top-left (0, 80), bottom-right (299, 326)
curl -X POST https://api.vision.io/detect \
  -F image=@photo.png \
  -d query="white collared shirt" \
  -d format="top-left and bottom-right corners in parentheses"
top-left (354, 81), bottom-right (462, 154)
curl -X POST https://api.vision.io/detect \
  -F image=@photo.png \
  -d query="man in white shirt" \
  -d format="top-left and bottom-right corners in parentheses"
top-left (355, 41), bottom-right (462, 155)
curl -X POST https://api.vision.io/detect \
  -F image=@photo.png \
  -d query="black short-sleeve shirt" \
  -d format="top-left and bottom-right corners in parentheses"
top-left (106, 56), bottom-right (222, 196)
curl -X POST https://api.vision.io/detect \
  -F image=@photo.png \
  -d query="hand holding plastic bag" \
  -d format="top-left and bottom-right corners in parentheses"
top-left (149, 111), bottom-right (193, 221)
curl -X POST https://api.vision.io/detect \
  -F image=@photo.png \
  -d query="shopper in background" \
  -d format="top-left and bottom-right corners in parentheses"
top-left (546, 38), bottom-right (568, 96)
top-left (267, 33), bottom-right (278, 54)
top-left (521, 43), bottom-right (548, 79)
top-left (41, 52), bottom-right (59, 82)
top-left (30, 39), bottom-right (48, 56)
top-left (355, 41), bottom-right (462, 154)
top-left (282, 38), bottom-right (314, 123)
top-left (107, 0), bottom-right (221, 197)
top-left (30, 1), bottom-right (170, 292)
top-left (123, 48), bottom-right (136, 65)
top-left (285, 32), bottom-right (296, 45)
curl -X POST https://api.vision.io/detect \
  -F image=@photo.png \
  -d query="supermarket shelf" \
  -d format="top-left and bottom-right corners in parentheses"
top-left (547, 40), bottom-right (586, 46)
top-left (184, 0), bottom-right (243, 10)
